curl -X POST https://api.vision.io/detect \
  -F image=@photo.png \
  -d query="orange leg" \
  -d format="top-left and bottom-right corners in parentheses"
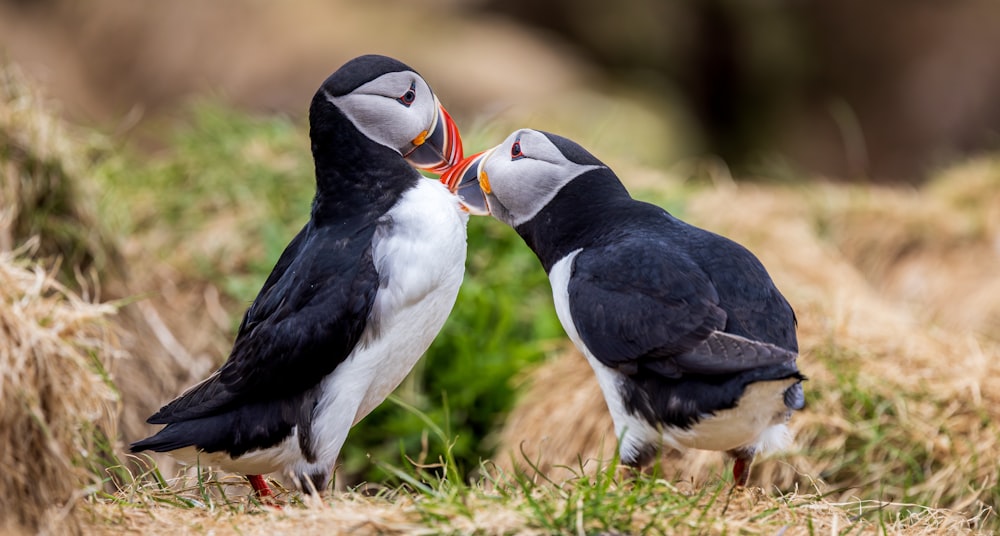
top-left (247, 474), bottom-right (280, 507)
top-left (732, 455), bottom-right (752, 487)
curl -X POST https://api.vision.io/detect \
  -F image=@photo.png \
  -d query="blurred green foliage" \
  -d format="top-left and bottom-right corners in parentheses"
top-left (96, 105), bottom-right (315, 280)
top-left (97, 102), bottom-right (564, 483)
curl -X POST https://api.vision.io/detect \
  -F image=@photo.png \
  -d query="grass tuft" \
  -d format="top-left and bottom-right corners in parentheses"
top-left (0, 244), bottom-right (122, 534)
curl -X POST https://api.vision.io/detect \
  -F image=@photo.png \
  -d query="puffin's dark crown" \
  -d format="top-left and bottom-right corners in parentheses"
top-left (321, 55), bottom-right (417, 97)
top-left (540, 131), bottom-right (606, 167)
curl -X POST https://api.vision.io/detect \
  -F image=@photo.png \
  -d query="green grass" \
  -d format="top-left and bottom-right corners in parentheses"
top-left (95, 104), bottom-right (315, 290)
top-left (378, 400), bottom-right (737, 535)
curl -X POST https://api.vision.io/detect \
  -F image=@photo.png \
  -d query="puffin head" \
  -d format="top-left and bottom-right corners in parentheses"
top-left (317, 55), bottom-right (463, 173)
top-left (441, 128), bottom-right (605, 225)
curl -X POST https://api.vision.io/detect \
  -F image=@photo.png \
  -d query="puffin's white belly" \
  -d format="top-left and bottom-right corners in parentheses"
top-left (307, 179), bottom-right (468, 468)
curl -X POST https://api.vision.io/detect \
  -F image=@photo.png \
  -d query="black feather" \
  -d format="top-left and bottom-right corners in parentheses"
top-left (131, 387), bottom-right (319, 457)
top-left (145, 219), bottom-right (379, 424)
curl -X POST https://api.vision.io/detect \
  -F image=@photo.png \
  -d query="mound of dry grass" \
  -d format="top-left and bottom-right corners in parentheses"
top-left (820, 157), bottom-right (1000, 342)
top-left (495, 163), bottom-right (1000, 528)
top-left (1, 61), bottom-right (231, 467)
top-left (0, 246), bottom-right (121, 535)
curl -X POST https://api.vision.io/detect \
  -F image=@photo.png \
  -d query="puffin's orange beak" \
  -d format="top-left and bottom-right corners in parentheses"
top-left (403, 97), bottom-right (463, 173)
top-left (440, 149), bottom-right (492, 216)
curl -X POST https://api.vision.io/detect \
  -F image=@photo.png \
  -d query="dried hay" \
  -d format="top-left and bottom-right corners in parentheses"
top-left (0, 245), bottom-right (121, 535)
top-left (820, 157), bottom-right (1000, 341)
top-left (0, 61), bottom-right (225, 465)
top-left (495, 168), bottom-right (1000, 521)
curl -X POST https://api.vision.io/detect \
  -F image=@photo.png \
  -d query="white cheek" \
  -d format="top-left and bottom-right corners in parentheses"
top-left (489, 159), bottom-right (602, 227)
top-left (327, 93), bottom-right (421, 153)
top-left (481, 161), bottom-right (517, 226)
top-left (485, 194), bottom-right (516, 227)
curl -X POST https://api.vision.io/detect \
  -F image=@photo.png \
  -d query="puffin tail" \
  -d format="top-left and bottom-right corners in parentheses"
top-left (783, 374), bottom-right (807, 410)
top-left (129, 423), bottom-right (198, 453)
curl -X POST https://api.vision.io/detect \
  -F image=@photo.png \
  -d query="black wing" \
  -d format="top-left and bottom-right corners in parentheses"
top-left (236, 223), bottom-right (310, 335)
top-left (147, 219), bottom-right (379, 424)
top-left (683, 225), bottom-right (799, 352)
top-left (567, 239), bottom-right (795, 377)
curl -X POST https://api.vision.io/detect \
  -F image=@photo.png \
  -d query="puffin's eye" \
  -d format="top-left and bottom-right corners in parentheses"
top-left (397, 82), bottom-right (417, 107)
top-left (511, 137), bottom-right (525, 160)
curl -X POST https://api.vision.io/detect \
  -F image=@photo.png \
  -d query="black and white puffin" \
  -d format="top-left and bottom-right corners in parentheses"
top-left (442, 129), bottom-right (804, 486)
top-left (131, 55), bottom-right (468, 497)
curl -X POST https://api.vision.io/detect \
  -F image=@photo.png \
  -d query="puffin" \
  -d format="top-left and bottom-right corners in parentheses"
top-left (442, 128), bottom-right (804, 486)
top-left (131, 55), bottom-right (468, 498)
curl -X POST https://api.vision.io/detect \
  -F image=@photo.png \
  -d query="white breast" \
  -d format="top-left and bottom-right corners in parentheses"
top-left (304, 179), bottom-right (468, 472)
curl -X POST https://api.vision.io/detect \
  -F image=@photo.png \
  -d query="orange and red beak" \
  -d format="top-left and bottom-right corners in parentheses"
top-left (403, 96), bottom-right (464, 174)
top-left (440, 149), bottom-right (493, 216)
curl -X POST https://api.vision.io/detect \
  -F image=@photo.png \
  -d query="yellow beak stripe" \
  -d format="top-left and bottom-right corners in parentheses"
top-left (411, 130), bottom-right (429, 146)
top-left (479, 170), bottom-right (492, 194)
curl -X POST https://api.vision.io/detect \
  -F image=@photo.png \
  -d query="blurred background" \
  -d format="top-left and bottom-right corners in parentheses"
top-left (3, 0), bottom-right (1000, 529)
top-left (4, 0), bottom-right (1000, 182)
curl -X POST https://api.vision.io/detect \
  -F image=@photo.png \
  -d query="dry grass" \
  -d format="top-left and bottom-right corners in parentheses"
top-left (495, 162), bottom-right (1000, 530)
top-left (1, 61), bottom-right (239, 471)
top-left (1, 60), bottom-right (122, 536)
top-left (821, 159), bottom-right (1000, 342)
top-left (0, 245), bottom-right (122, 535)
